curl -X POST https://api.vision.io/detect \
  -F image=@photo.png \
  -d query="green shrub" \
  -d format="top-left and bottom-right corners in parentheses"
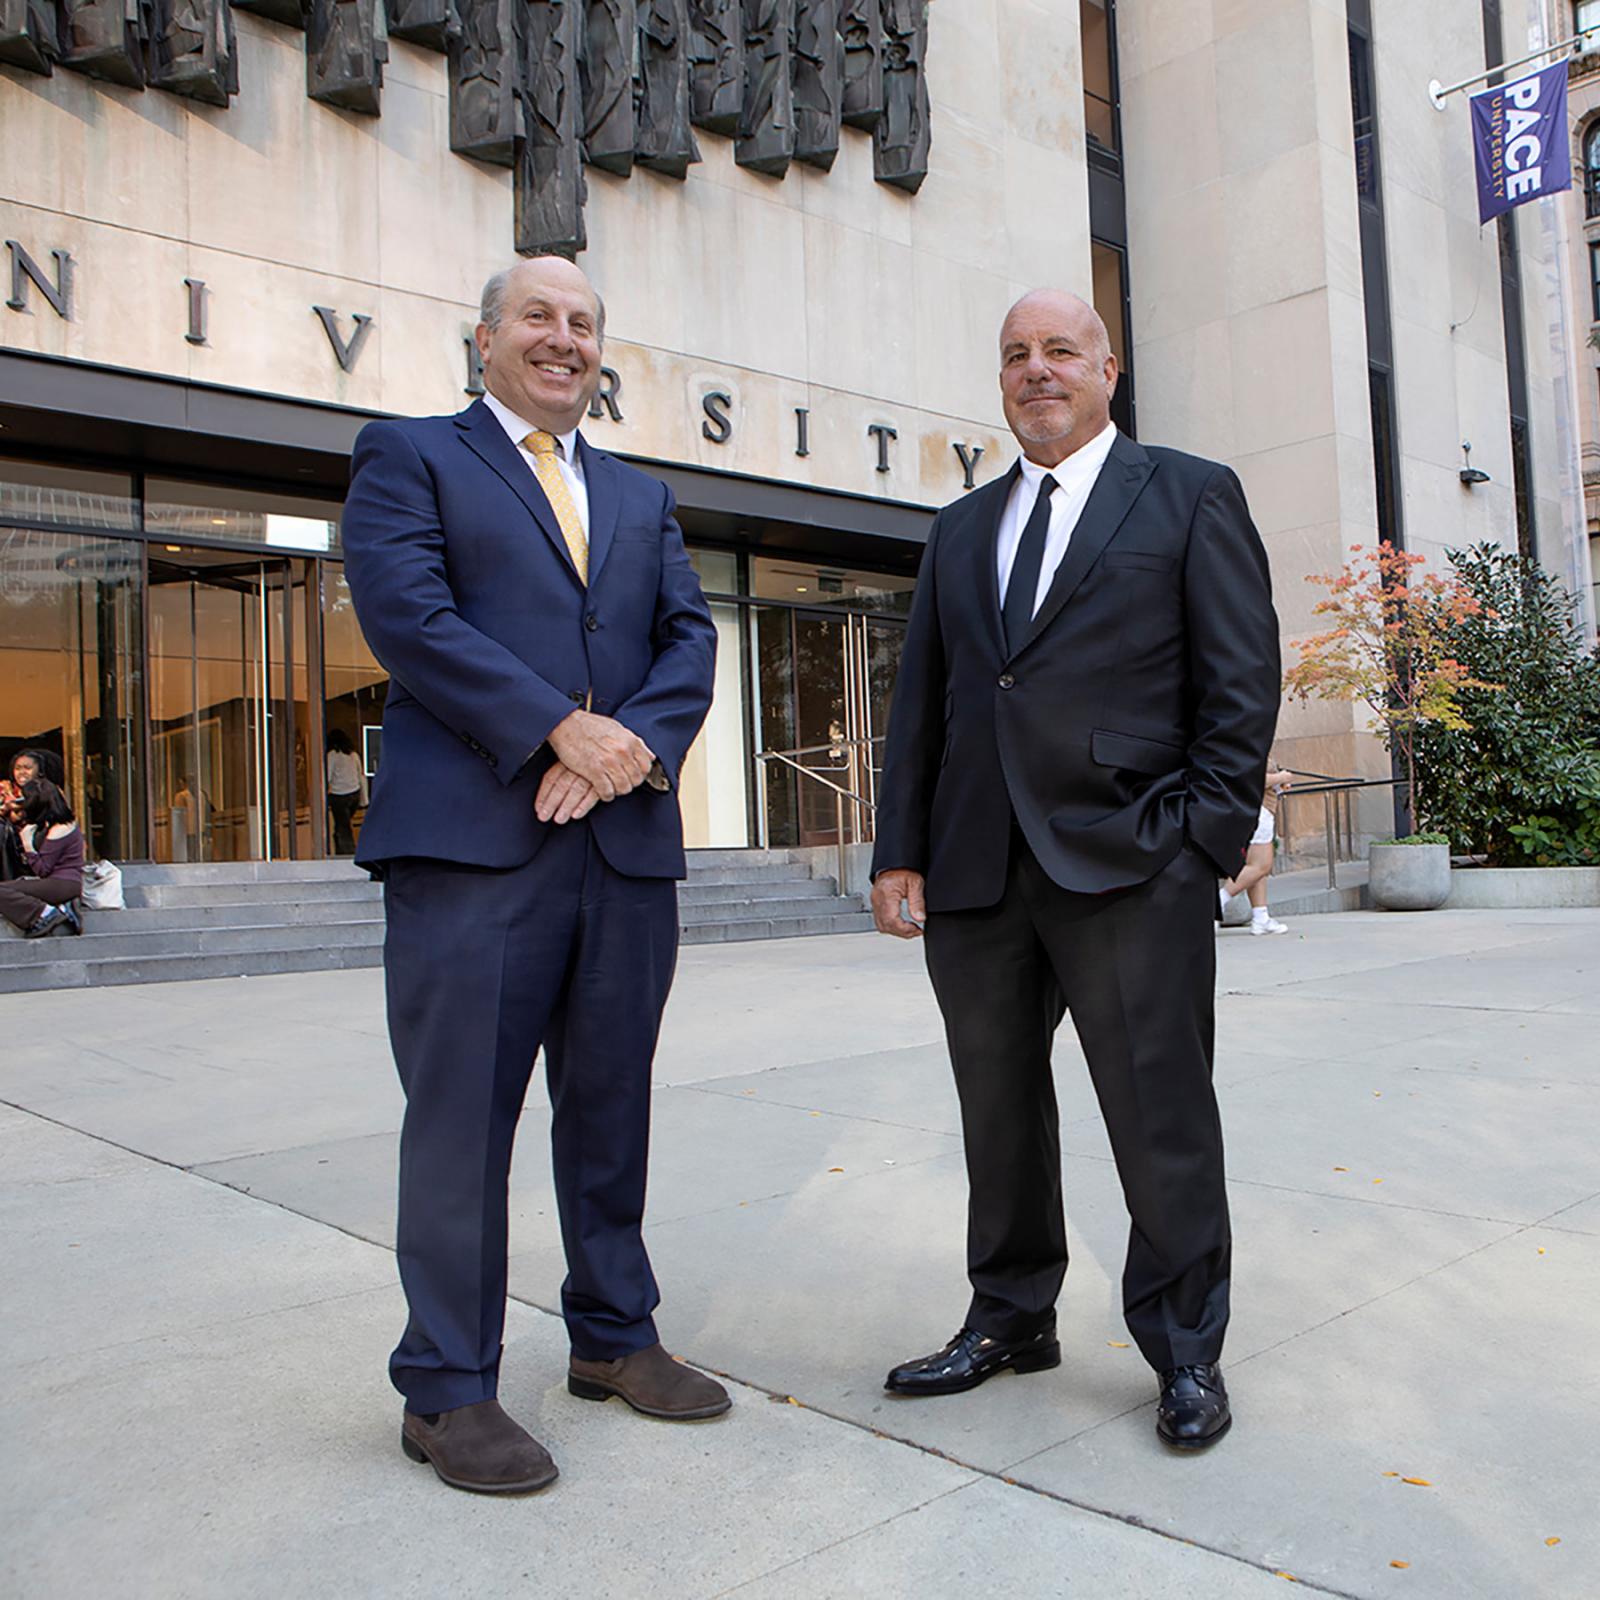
top-left (1375, 832), bottom-right (1450, 847)
top-left (1414, 545), bottom-right (1600, 866)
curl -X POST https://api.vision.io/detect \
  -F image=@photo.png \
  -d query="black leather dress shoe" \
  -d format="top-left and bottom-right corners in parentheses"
top-left (1156, 1363), bottom-right (1231, 1450)
top-left (884, 1325), bottom-right (1060, 1396)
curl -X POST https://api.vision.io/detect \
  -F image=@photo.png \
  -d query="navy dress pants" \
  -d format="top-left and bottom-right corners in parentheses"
top-left (382, 820), bottom-right (679, 1415)
top-left (923, 830), bottom-right (1230, 1375)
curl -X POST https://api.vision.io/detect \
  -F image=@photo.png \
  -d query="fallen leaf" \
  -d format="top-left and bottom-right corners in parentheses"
top-left (786, 1396), bottom-right (801, 1406)
top-left (1546, 1537), bottom-right (1561, 1547)
top-left (1002, 1475), bottom-right (1018, 1485)
top-left (809, 1111), bottom-right (821, 1118)
top-left (1373, 1178), bottom-right (1385, 1185)
top-left (828, 1167), bottom-right (844, 1173)
top-left (1274, 1574), bottom-right (1298, 1584)
top-left (1401, 1477), bottom-right (1432, 1487)
top-left (1107, 1340), bottom-right (1130, 1348)
top-left (1382, 1471), bottom-right (1400, 1478)
top-left (1373, 1091), bottom-right (1383, 1097)
top-left (1391, 1560), bottom-right (1410, 1569)
top-left (1537, 1246), bottom-right (1546, 1255)
top-left (1333, 1166), bottom-right (1349, 1172)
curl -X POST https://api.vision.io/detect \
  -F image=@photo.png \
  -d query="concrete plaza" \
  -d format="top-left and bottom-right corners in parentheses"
top-left (3, 907), bottom-right (1597, 1599)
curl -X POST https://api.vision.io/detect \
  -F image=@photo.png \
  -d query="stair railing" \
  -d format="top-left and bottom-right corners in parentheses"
top-left (754, 735), bottom-right (880, 892)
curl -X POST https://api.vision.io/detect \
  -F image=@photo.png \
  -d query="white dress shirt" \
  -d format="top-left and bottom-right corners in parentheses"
top-left (483, 390), bottom-right (590, 536)
top-left (996, 420), bottom-right (1119, 619)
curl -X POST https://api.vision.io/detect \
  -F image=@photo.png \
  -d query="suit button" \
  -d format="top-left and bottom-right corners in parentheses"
top-left (568, 690), bottom-right (585, 703)
top-left (998, 673), bottom-right (1015, 690)
top-left (585, 613), bottom-right (598, 631)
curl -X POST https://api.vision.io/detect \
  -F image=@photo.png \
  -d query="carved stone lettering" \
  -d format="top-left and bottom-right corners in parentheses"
top-left (580, 0), bottom-right (634, 176)
top-left (686, 0), bottom-right (738, 134)
top-left (873, 0), bottom-right (927, 192)
top-left (0, 0), bottom-right (62, 75)
top-left (184, 276), bottom-right (208, 344)
top-left (152, 0), bottom-right (238, 105)
top-left (792, 0), bottom-right (840, 171)
top-left (735, 0), bottom-right (791, 177)
top-left (314, 305), bottom-right (375, 372)
top-left (60, 0), bottom-right (152, 88)
top-left (386, 0), bottom-right (452, 50)
top-left (635, 0), bottom-right (698, 177)
top-left (306, 0), bottom-right (388, 114)
top-left (5, 243), bottom-right (73, 319)
top-left (839, 0), bottom-right (879, 127)
top-left (514, 0), bottom-right (586, 257)
top-left (587, 365), bottom-right (623, 420)
top-left (449, 0), bottom-right (516, 163)
top-left (229, 0), bottom-right (303, 31)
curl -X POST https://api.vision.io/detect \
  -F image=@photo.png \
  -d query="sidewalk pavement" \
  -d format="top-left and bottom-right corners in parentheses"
top-left (3, 907), bottom-right (1597, 1600)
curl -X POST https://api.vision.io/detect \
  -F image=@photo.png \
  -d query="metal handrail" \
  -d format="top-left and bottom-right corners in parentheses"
top-left (754, 736), bottom-right (882, 889)
top-left (1275, 772), bottom-right (1408, 890)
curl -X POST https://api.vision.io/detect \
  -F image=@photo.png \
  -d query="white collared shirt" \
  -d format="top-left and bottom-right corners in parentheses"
top-left (482, 390), bottom-right (590, 535)
top-left (996, 420), bottom-right (1118, 619)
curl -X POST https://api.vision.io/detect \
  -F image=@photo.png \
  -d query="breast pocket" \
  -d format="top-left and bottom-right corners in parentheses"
top-left (1102, 550), bottom-right (1177, 574)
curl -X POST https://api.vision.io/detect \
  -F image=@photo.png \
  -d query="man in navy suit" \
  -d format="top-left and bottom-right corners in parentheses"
top-left (870, 290), bottom-right (1278, 1450)
top-left (342, 255), bottom-right (724, 1496)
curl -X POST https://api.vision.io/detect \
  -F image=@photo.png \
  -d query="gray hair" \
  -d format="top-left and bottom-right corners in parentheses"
top-left (479, 258), bottom-right (606, 340)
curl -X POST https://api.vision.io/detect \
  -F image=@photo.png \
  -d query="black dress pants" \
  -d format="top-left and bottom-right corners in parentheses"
top-left (923, 830), bottom-right (1230, 1373)
top-left (382, 821), bottom-right (679, 1414)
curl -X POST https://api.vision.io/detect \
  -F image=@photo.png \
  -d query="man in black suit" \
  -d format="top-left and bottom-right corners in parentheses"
top-left (870, 289), bottom-right (1278, 1450)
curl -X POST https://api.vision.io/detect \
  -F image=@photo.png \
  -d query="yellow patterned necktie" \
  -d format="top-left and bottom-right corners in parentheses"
top-left (521, 430), bottom-right (588, 583)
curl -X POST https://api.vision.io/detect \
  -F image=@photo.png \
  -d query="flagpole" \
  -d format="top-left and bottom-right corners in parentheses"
top-left (1428, 31), bottom-right (1592, 107)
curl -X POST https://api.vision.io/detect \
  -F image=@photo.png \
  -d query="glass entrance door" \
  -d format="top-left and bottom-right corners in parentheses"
top-left (147, 547), bottom-right (313, 863)
top-left (754, 608), bottom-right (903, 848)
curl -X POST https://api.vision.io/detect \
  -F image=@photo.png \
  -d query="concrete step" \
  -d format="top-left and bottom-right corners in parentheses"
top-left (119, 861), bottom-right (371, 887)
top-left (0, 941), bottom-right (385, 993)
top-left (677, 878), bottom-right (837, 906)
top-left (65, 900), bottom-right (384, 933)
top-left (127, 879), bottom-right (383, 909)
top-left (0, 920), bottom-right (385, 966)
top-left (678, 894), bottom-right (857, 926)
top-left (681, 910), bottom-right (876, 944)
top-left (683, 862), bottom-right (823, 886)
top-left (686, 848), bottom-right (811, 870)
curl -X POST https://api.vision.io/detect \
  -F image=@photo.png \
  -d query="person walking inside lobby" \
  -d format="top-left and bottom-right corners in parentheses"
top-left (323, 728), bottom-right (367, 855)
top-left (342, 254), bottom-right (723, 1496)
top-left (870, 289), bottom-right (1279, 1451)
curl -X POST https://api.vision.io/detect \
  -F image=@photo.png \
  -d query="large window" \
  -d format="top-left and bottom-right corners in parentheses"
top-left (0, 527), bottom-right (146, 859)
top-left (1081, 0), bottom-right (1119, 160)
top-left (1589, 242), bottom-right (1600, 322)
top-left (1584, 122), bottom-right (1600, 218)
top-left (1578, 2), bottom-right (1600, 47)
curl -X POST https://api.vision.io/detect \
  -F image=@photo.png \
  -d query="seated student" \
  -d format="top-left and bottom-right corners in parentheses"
top-left (0, 778), bottom-right (85, 938)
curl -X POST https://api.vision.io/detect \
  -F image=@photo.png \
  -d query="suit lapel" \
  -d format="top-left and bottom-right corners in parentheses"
top-left (1011, 432), bottom-right (1156, 658)
top-left (964, 462), bottom-right (1021, 662)
top-left (576, 433), bottom-right (619, 584)
top-left (453, 400), bottom-right (583, 583)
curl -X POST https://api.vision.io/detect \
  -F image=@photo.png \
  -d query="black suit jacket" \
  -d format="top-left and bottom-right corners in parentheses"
top-left (872, 431), bottom-right (1280, 911)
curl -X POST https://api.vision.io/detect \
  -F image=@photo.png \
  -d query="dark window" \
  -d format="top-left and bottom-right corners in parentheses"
top-left (1092, 240), bottom-right (1135, 437)
top-left (1367, 367), bottom-right (1402, 547)
top-left (1585, 123), bottom-right (1600, 218)
top-left (1349, 30), bottom-right (1378, 205)
top-left (1081, 0), bottom-right (1119, 162)
top-left (1590, 242), bottom-right (1600, 321)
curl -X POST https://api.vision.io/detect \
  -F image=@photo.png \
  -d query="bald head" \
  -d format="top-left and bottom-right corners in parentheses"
top-left (998, 287), bottom-right (1117, 465)
top-left (475, 255), bottom-right (605, 433)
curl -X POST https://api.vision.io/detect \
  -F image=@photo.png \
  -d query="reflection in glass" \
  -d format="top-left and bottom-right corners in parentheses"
top-left (145, 478), bottom-right (342, 554)
top-left (322, 565), bottom-right (388, 855)
top-left (1080, 0), bottom-right (1117, 155)
top-left (750, 555), bottom-right (913, 615)
top-left (147, 547), bottom-right (311, 863)
top-left (0, 458), bottom-right (138, 530)
top-left (0, 526), bottom-right (145, 858)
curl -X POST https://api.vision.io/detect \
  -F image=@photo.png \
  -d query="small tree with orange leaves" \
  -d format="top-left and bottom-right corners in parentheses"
top-left (1283, 542), bottom-right (1498, 832)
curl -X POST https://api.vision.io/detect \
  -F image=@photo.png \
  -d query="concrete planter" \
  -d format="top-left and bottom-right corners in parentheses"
top-left (1445, 865), bottom-right (1600, 909)
top-left (1368, 841), bottom-right (1451, 911)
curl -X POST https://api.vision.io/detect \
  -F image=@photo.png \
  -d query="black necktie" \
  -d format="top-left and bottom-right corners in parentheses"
top-left (1003, 473), bottom-right (1057, 652)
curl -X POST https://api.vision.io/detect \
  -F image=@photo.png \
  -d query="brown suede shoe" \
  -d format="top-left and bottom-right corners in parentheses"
top-left (400, 1399), bottom-right (559, 1494)
top-left (568, 1343), bottom-right (732, 1419)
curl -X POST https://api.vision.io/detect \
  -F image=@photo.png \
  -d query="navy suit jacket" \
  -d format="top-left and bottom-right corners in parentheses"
top-left (871, 432), bottom-right (1280, 910)
top-left (341, 399), bottom-right (717, 879)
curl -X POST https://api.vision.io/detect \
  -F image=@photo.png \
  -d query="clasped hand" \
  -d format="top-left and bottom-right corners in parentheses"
top-left (536, 709), bottom-right (656, 825)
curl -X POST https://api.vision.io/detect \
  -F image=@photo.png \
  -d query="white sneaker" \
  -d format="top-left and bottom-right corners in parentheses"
top-left (1249, 916), bottom-right (1289, 935)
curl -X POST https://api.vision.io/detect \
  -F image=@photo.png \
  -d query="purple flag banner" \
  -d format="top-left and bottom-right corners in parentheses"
top-left (1471, 61), bottom-right (1572, 225)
